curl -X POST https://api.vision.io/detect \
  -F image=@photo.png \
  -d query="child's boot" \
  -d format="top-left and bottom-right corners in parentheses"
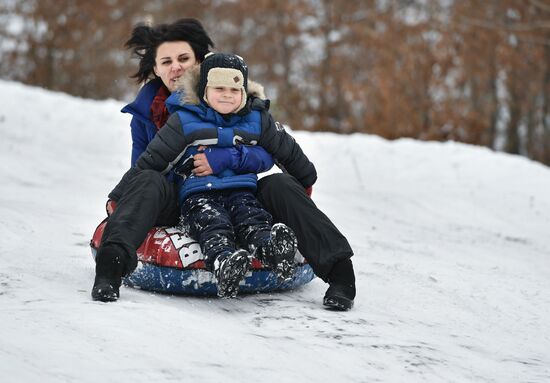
top-left (257, 223), bottom-right (298, 282)
top-left (214, 249), bottom-right (252, 298)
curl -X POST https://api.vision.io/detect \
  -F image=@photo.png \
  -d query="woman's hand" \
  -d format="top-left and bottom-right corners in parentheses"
top-left (193, 146), bottom-right (213, 176)
top-left (106, 200), bottom-right (116, 216)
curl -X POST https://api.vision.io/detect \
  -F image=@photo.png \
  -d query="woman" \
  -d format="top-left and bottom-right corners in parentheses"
top-left (93, 18), bottom-right (356, 310)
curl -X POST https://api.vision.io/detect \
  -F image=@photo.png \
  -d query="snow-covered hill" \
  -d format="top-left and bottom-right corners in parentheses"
top-left (0, 80), bottom-right (549, 382)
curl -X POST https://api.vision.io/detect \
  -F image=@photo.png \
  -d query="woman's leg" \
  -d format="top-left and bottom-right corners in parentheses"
top-left (257, 173), bottom-right (355, 310)
top-left (100, 170), bottom-right (179, 270)
top-left (92, 170), bottom-right (179, 301)
top-left (257, 173), bottom-right (353, 281)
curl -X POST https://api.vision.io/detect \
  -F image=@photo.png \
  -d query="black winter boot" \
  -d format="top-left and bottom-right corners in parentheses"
top-left (324, 258), bottom-right (356, 311)
top-left (214, 249), bottom-right (252, 298)
top-left (257, 223), bottom-right (298, 282)
top-left (91, 246), bottom-right (128, 302)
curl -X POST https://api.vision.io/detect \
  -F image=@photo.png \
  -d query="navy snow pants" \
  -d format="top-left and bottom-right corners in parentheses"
top-left (181, 189), bottom-right (272, 270)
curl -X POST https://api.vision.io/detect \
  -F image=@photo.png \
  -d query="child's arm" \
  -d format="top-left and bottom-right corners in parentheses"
top-left (234, 145), bottom-right (274, 173)
top-left (200, 145), bottom-right (274, 175)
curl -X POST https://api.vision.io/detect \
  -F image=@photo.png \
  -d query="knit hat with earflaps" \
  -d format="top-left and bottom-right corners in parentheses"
top-left (197, 52), bottom-right (249, 113)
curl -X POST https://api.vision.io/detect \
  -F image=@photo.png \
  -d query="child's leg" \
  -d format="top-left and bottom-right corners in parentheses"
top-left (227, 190), bottom-right (297, 281)
top-left (181, 192), bottom-right (236, 271)
top-left (182, 191), bottom-right (252, 298)
top-left (226, 190), bottom-right (272, 250)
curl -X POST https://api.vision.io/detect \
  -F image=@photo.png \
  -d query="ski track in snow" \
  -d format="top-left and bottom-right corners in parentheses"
top-left (0, 80), bottom-right (549, 382)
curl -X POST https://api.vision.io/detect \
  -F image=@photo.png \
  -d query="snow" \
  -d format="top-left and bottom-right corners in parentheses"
top-left (1, 80), bottom-right (549, 382)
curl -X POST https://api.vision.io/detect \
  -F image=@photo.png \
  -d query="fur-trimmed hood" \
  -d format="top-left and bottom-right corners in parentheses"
top-left (174, 64), bottom-right (266, 106)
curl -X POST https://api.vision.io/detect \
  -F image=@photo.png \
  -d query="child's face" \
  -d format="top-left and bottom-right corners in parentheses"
top-left (206, 86), bottom-right (242, 114)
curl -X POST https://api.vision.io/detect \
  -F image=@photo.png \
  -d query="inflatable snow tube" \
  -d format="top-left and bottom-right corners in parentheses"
top-left (90, 219), bottom-right (315, 295)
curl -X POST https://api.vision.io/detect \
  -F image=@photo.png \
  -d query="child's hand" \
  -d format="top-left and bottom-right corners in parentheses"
top-left (192, 152), bottom-right (213, 176)
top-left (195, 146), bottom-right (234, 175)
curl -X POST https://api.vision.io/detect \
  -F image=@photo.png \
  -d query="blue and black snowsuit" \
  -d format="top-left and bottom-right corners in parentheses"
top-left (166, 91), bottom-right (277, 268)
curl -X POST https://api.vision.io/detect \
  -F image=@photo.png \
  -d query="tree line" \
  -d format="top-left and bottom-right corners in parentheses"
top-left (1, 0), bottom-right (549, 165)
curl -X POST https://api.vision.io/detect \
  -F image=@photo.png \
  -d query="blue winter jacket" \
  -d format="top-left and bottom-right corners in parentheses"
top-left (165, 92), bottom-right (273, 201)
top-left (121, 78), bottom-right (164, 167)
top-left (120, 78), bottom-right (273, 187)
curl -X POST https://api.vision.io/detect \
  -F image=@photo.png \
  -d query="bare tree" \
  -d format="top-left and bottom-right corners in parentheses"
top-left (1, 0), bottom-right (549, 165)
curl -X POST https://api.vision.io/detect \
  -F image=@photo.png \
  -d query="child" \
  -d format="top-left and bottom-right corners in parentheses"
top-left (175, 53), bottom-right (299, 297)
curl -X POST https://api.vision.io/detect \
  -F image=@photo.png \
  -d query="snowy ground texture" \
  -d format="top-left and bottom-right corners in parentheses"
top-left (1, 80), bottom-right (549, 383)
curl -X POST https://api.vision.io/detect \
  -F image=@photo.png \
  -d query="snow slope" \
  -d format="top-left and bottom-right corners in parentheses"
top-left (0, 80), bottom-right (549, 382)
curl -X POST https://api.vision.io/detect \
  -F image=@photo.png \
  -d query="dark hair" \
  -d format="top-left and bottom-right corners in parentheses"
top-left (125, 18), bottom-right (215, 84)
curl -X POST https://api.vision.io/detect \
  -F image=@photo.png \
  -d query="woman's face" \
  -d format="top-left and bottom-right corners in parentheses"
top-left (154, 41), bottom-right (197, 92)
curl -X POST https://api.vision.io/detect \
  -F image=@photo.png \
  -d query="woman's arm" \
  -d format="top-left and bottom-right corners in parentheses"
top-left (109, 113), bottom-right (188, 201)
top-left (106, 117), bottom-right (149, 213)
top-left (130, 117), bottom-right (149, 166)
top-left (257, 108), bottom-right (317, 188)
